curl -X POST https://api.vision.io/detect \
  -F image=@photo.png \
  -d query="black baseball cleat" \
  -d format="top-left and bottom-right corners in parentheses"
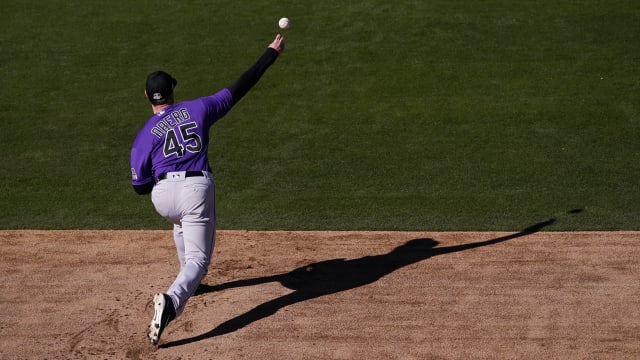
top-left (147, 293), bottom-right (176, 345)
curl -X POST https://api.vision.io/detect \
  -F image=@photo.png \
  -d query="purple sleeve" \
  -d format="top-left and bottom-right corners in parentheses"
top-left (130, 131), bottom-right (156, 186)
top-left (201, 88), bottom-right (234, 126)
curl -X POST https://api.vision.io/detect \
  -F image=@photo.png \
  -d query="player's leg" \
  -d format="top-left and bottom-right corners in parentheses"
top-left (167, 221), bottom-right (214, 315)
top-left (167, 176), bottom-right (216, 315)
top-left (148, 181), bottom-right (182, 344)
top-left (151, 181), bottom-right (181, 224)
top-left (173, 224), bottom-right (186, 268)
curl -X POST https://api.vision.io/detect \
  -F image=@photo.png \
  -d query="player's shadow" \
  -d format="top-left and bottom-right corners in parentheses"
top-left (161, 218), bottom-right (555, 348)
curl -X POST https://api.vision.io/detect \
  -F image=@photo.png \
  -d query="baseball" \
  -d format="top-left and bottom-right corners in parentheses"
top-left (278, 17), bottom-right (290, 30)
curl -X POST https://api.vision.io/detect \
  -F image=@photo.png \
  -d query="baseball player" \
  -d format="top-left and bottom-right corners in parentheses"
top-left (130, 34), bottom-right (285, 345)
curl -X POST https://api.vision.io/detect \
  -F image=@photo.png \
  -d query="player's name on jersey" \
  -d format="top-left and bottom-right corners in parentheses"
top-left (151, 108), bottom-right (192, 138)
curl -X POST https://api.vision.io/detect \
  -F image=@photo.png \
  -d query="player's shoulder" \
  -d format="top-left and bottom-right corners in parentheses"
top-left (201, 88), bottom-right (233, 103)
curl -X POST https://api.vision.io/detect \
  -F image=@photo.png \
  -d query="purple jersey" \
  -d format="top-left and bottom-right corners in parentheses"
top-left (130, 89), bottom-right (233, 186)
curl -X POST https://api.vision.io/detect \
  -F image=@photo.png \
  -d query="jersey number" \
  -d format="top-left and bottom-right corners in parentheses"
top-left (163, 122), bottom-right (202, 158)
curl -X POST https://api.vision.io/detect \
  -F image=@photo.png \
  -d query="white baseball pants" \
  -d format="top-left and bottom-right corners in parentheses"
top-left (151, 171), bottom-right (216, 316)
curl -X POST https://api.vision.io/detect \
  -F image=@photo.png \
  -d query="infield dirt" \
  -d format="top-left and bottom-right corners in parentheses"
top-left (1, 228), bottom-right (639, 359)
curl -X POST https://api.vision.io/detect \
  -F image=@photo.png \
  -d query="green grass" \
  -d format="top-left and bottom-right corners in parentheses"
top-left (1, 0), bottom-right (639, 230)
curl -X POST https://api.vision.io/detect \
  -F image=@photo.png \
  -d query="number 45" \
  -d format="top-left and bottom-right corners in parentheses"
top-left (163, 122), bottom-right (203, 158)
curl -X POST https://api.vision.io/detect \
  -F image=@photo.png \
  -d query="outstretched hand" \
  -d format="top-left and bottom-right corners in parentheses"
top-left (269, 34), bottom-right (285, 54)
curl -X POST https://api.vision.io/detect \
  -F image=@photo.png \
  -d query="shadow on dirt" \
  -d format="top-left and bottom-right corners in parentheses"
top-left (161, 218), bottom-right (555, 348)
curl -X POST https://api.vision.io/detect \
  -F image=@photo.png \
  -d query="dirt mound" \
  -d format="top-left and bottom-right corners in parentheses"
top-left (1, 230), bottom-right (638, 359)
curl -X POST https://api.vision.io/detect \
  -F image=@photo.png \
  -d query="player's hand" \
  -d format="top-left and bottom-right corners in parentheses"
top-left (269, 34), bottom-right (285, 54)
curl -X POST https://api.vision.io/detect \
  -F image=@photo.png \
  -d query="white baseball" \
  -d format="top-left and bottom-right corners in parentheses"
top-left (278, 17), bottom-right (290, 29)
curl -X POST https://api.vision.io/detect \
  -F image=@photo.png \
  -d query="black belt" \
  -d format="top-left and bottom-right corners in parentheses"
top-left (156, 171), bottom-right (206, 182)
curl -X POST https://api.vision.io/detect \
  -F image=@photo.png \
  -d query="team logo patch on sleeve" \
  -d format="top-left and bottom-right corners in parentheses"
top-left (131, 168), bottom-right (138, 181)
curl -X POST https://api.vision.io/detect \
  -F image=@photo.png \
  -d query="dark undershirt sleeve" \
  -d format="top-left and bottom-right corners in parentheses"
top-left (228, 48), bottom-right (279, 103)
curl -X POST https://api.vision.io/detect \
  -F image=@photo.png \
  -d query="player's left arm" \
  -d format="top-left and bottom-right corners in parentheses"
top-left (133, 181), bottom-right (153, 195)
top-left (130, 141), bottom-right (154, 195)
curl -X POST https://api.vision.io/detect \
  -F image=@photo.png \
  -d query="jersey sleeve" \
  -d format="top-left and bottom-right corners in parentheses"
top-left (130, 132), bottom-right (155, 186)
top-left (200, 88), bottom-right (234, 126)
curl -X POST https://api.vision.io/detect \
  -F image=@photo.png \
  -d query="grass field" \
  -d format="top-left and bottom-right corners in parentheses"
top-left (1, 0), bottom-right (639, 230)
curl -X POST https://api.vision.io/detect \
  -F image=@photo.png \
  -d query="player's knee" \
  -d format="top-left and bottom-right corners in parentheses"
top-left (185, 257), bottom-right (209, 273)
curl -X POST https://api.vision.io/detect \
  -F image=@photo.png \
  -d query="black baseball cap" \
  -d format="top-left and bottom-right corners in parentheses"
top-left (145, 71), bottom-right (177, 105)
